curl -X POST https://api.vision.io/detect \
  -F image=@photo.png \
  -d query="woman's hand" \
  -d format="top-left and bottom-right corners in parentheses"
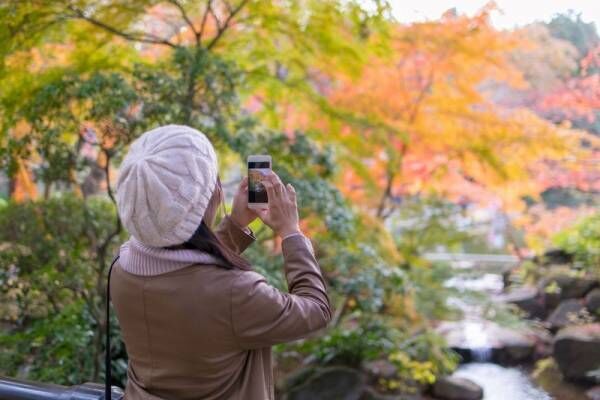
top-left (230, 177), bottom-right (258, 228)
top-left (257, 172), bottom-right (301, 238)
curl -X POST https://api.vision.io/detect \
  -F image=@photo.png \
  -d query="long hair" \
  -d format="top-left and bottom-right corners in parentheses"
top-left (167, 177), bottom-right (251, 270)
top-left (184, 220), bottom-right (251, 270)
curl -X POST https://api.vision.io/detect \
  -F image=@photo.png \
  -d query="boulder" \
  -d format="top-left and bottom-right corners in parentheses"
top-left (498, 286), bottom-right (545, 319)
top-left (437, 320), bottom-right (539, 364)
top-left (282, 366), bottom-right (319, 392)
top-left (586, 289), bottom-right (600, 316)
top-left (360, 387), bottom-right (420, 400)
top-left (587, 386), bottom-right (600, 400)
top-left (432, 376), bottom-right (483, 400)
top-left (552, 274), bottom-right (597, 300)
top-left (287, 366), bottom-right (365, 400)
top-left (539, 249), bottom-right (574, 265)
top-left (492, 326), bottom-right (538, 364)
top-left (542, 290), bottom-right (562, 313)
top-left (553, 324), bottom-right (600, 383)
top-left (546, 299), bottom-right (585, 331)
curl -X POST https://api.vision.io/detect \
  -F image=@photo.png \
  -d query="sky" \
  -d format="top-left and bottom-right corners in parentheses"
top-left (390, 0), bottom-right (600, 30)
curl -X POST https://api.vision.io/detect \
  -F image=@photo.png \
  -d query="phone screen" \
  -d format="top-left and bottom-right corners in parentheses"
top-left (248, 161), bottom-right (270, 204)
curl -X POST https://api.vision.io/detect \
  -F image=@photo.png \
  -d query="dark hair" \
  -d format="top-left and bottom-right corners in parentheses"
top-left (178, 220), bottom-right (252, 270)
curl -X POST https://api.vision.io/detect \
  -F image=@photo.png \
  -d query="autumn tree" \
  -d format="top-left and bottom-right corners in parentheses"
top-left (546, 11), bottom-right (600, 58)
top-left (1, 0), bottom-right (419, 386)
top-left (311, 7), bottom-right (584, 222)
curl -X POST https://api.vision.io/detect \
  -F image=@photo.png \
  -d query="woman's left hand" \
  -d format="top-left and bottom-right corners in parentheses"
top-left (230, 177), bottom-right (258, 228)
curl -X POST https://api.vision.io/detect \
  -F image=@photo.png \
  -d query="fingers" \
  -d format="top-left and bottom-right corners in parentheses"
top-left (263, 172), bottom-right (286, 201)
top-left (238, 177), bottom-right (248, 193)
top-left (262, 179), bottom-right (278, 202)
top-left (286, 183), bottom-right (296, 202)
top-left (263, 171), bottom-right (284, 188)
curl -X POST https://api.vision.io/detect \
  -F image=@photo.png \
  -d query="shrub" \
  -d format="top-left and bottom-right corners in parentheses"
top-left (554, 213), bottom-right (600, 274)
top-left (0, 193), bottom-right (126, 385)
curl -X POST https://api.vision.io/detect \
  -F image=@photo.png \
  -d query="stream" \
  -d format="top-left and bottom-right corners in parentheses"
top-left (455, 363), bottom-right (551, 400)
top-left (443, 263), bottom-right (587, 400)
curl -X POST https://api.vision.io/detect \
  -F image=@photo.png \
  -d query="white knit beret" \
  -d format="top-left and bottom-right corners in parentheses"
top-left (116, 124), bottom-right (218, 247)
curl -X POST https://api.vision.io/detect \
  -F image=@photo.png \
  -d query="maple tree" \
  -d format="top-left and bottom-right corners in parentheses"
top-left (0, 0), bottom-right (413, 385)
top-left (536, 45), bottom-right (600, 127)
top-left (505, 24), bottom-right (600, 247)
top-left (310, 7), bottom-right (586, 220)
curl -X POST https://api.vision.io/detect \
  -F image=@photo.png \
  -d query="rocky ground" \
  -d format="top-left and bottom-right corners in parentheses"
top-left (491, 252), bottom-right (600, 399)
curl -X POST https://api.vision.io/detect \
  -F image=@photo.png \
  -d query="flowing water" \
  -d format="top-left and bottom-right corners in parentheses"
top-left (442, 263), bottom-right (575, 400)
top-left (455, 363), bottom-right (553, 400)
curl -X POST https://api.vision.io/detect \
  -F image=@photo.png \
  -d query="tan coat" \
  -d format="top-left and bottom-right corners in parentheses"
top-left (111, 218), bottom-right (331, 400)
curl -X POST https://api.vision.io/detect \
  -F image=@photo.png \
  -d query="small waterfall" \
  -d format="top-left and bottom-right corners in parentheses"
top-left (463, 321), bottom-right (493, 362)
top-left (470, 347), bottom-right (493, 362)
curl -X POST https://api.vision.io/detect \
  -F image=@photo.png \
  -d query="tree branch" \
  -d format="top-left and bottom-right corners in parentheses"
top-left (198, 0), bottom-right (213, 41)
top-left (167, 0), bottom-right (200, 46)
top-left (376, 167), bottom-right (395, 219)
top-left (206, 0), bottom-right (249, 50)
top-left (68, 6), bottom-right (179, 48)
top-left (102, 148), bottom-right (117, 206)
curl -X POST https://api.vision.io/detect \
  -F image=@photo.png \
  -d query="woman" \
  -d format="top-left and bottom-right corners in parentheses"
top-left (112, 125), bottom-right (331, 400)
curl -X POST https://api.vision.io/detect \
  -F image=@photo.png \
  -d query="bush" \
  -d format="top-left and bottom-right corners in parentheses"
top-left (554, 213), bottom-right (600, 274)
top-left (294, 318), bottom-right (397, 367)
top-left (288, 317), bottom-right (458, 389)
top-left (0, 193), bottom-right (126, 385)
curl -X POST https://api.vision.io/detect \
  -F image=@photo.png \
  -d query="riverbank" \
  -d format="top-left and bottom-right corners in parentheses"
top-left (435, 249), bottom-right (599, 400)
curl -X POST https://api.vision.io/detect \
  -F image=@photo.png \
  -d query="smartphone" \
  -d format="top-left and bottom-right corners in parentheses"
top-left (247, 155), bottom-right (272, 209)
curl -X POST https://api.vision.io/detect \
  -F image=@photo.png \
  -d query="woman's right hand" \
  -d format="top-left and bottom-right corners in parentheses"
top-left (257, 172), bottom-right (301, 238)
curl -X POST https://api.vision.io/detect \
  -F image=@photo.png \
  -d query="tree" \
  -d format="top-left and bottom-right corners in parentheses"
top-left (311, 6), bottom-right (583, 219)
top-left (536, 46), bottom-right (600, 131)
top-left (509, 23), bottom-right (578, 92)
top-left (546, 11), bottom-right (600, 59)
top-left (2, 0), bottom-right (427, 387)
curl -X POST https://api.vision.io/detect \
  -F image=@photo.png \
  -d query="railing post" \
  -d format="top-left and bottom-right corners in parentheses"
top-left (0, 376), bottom-right (123, 400)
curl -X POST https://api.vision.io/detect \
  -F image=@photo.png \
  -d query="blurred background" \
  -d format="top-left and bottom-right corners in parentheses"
top-left (0, 1), bottom-right (599, 399)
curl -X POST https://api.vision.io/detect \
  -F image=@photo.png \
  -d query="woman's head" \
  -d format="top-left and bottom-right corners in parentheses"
top-left (167, 176), bottom-right (251, 270)
top-left (115, 124), bottom-right (219, 247)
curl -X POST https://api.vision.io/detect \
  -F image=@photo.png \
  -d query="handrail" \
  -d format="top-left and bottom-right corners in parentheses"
top-left (423, 252), bottom-right (524, 264)
top-left (0, 376), bottom-right (123, 400)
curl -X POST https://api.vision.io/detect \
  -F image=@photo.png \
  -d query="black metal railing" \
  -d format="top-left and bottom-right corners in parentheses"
top-left (0, 376), bottom-right (123, 400)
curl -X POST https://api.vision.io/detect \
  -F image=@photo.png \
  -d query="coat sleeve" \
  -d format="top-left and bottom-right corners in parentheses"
top-left (230, 235), bottom-right (331, 349)
top-left (214, 216), bottom-right (255, 254)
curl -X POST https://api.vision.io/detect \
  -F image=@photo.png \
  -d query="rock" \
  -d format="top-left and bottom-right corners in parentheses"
top-left (492, 325), bottom-right (539, 364)
top-left (360, 387), bottom-right (419, 400)
top-left (540, 249), bottom-right (574, 265)
top-left (553, 324), bottom-right (600, 383)
top-left (362, 360), bottom-right (397, 379)
top-left (282, 366), bottom-right (320, 392)
top-left (552, 274), bottom-right (597, 300)
top-left (287, 366), bottom-right (365, 400)
top-left (542, 290), bottom-right (562, 313)
top-left (587, 386), bottom-right (600, 400)
top-left (432, 376), bottom-right (483, 400)
top-left (586, 289), bottom-right (600, 315)
top-left (546, 299), bottom-right (585, 331)
top-left (498, 286), bottom-right (545, 319)
top-left (437, 320), bottom-right (539, 365)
